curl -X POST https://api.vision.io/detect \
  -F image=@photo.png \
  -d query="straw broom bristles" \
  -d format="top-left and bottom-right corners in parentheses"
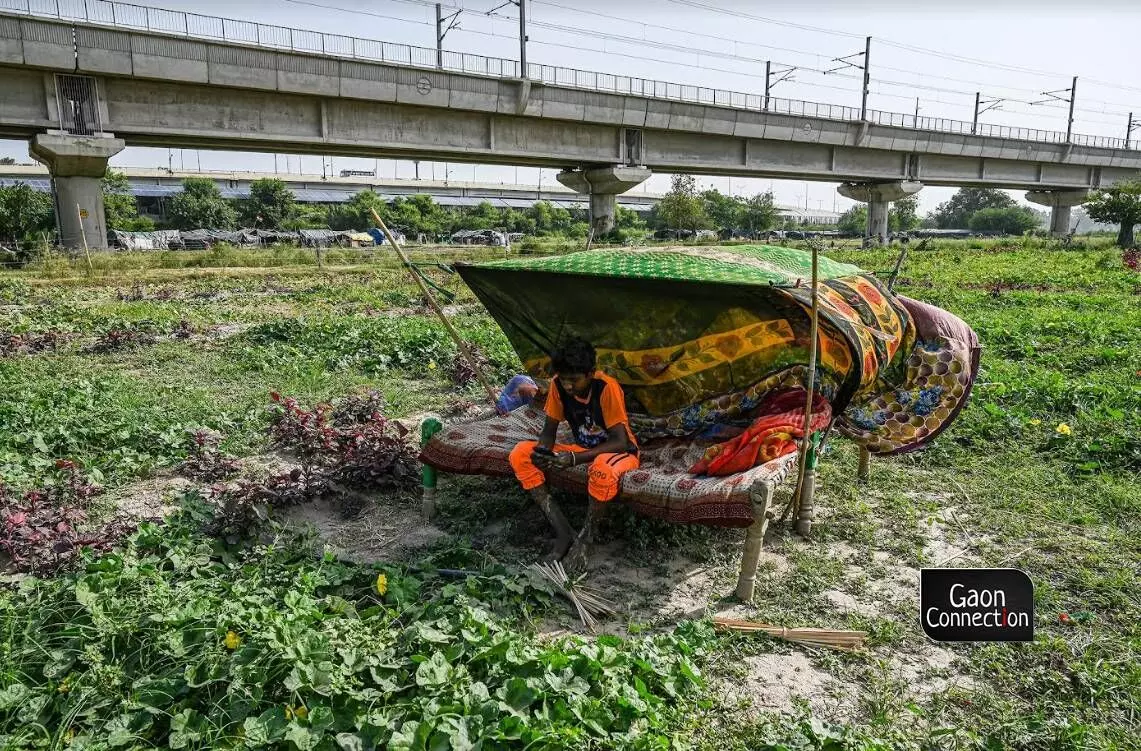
top-left (713, 616), bottom-right (867, 653)
top-left (528, 560), bottom-right (617, 633)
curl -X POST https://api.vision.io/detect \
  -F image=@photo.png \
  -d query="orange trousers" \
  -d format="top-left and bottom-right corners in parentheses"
top-left (508, 440), bottom-right (640, 502)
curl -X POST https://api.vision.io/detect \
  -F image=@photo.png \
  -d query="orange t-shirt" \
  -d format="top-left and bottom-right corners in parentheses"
top-left (545, 370), bottom-right (637, 450)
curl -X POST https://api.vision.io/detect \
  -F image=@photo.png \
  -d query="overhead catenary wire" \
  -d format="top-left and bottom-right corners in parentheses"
top-left (535, 0), bottom-right (1136, 108)
top-left (663, 0), bottom-right (1141, 97)
top-left (278, 0), bottom-right (1138, 137)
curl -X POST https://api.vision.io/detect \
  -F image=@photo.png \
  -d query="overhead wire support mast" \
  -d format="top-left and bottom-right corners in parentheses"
top-left (972, 92), bottom-right (1006, 134)
top-left (1031, 76), bottom-right (1078, 143)
top-left (825, 36), bottom-right (871, 121)
top-left (486, 0), bottom-right (528, 78)
top-left (764, 61), bottom-right (797, 111)
top-left (435, 3), bottom-right (461, 70)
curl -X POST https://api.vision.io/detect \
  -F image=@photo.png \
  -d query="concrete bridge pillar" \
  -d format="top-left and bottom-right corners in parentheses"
top-left (1025, 190), bottom-right (1090, 236)
top-left (556, 166), bottom-right (651, 237)
top-left (836, 180), bottom-right (923, 245)
top-left (29, 133), bottom-right (125, 250)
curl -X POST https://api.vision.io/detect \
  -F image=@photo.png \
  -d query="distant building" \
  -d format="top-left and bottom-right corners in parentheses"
top-left (776, 206), bottom-right (842, 226)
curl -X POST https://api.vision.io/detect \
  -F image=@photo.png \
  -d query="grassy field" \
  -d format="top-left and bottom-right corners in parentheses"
top-left (0, 240), bottom-right (1138, 749)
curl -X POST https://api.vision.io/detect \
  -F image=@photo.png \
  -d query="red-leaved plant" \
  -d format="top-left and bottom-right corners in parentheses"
top-left (0, 461), bottom-right (134, 576)
top-left (87, 325), bottom-right (157, 353)
top-left (206, 467), bottom-right (330, 543)
top-left (1, 330), bottom-right (71, 357)
top-left (178, 429), bottom-right (241, 482)
top-left (268, 390), bottom-right (416, 492)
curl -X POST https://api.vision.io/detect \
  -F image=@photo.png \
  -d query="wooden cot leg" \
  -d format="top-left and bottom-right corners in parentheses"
top-left (420, 417), bottom-right (443, 522)
top-left (858, 446), bottom-right (871, 483)
top-left (795, 469), bottom-right (815, 537)
top-left (734, 482), bottom-right (774, 602)
top-left (795, 434), bottom-right (819, 537)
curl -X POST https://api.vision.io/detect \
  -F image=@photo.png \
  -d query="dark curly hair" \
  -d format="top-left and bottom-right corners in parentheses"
top-left (551, 337), bottom-right (596, 375)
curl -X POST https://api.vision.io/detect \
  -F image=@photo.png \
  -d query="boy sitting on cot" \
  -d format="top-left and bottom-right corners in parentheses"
top-left (508, 338), bottom-right (640, 568)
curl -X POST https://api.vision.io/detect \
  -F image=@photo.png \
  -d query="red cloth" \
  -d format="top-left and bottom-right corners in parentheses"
top-left (689, 389), bottom-right (832, 476)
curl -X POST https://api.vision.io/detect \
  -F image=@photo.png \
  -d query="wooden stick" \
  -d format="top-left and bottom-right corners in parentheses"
top-left (792, 242), bottom-right (820, 534)
top-left (76, 203), bottom-right (93, 276)
top-left (887, 238), bottom-right (927, 292)
top-left (369, 207), bottom-right (499, 407)
top-left (713, 616), bottom-right (867, 652)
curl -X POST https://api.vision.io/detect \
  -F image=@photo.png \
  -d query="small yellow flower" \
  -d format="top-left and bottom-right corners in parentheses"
top-left (223, 631), bottom-right (241, 650)
top-left (285, 706), bottom-right (293, 720)
top-left (375, 572), bottom-right (388, 597)
top-left (57, 678), bottom-right (71, 694)
top-left (1056, 423), bottom-right (1072, 435)
top-left (294, 706), bottom-right (308, 720)
top-left (1028, 418), bottom-right (1041, 426)
top-left (428, 361), bottom-right (437, 371)
top-left (65, 728), bottom-right (75, 743)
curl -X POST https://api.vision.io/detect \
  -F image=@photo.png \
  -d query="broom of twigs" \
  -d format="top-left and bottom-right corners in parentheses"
top-left (528, 560), bottom-right (617, 632)
top-left (713, 616), bottom-right (867, 653)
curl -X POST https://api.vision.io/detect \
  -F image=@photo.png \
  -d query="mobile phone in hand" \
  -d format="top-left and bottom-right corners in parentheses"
top-left (533, 446), bottom-right (555, 457)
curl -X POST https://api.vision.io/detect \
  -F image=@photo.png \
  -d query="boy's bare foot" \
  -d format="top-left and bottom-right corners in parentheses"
top-left (545, 533), bottom-right (574, 562)
top-left (562, 538), bottom-right (589, 573)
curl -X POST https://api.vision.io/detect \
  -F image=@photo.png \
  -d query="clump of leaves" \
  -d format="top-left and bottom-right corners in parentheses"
top-left (0, 329), bottom-right (70, 357)
top-left (171, 319), bottom-right (197, 340)
top-left (205, 468), bottom-right (328, 542)
top-left (446, 344), bottom-right (491, 387)
top-left (268, 390), bottom-right (417, 493)
top-left (0, 462), bottom-right (133, 575)
top-left (177, 429), bottom-right (240, 482)
top-left (1124, 247), bottom-right (1139, 271)
top-left (87, 324), bottom-right (157, 353)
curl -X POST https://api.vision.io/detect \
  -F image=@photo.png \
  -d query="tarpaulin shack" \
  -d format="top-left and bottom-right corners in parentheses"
top-left (421, 245), bottom-right (980, 597)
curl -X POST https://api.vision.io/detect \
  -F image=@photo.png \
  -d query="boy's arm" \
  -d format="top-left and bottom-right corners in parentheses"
top-left (538, 416), bottom-right (559, 450)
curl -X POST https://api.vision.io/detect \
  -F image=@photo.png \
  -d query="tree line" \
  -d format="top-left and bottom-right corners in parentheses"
top-left (3, 171), bottom-right (1140, 248)
top-left (160, 178), bottom-right (646, 241)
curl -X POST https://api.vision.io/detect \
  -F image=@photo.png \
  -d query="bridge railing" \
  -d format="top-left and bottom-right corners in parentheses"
top-left (2, 0), bottom-right (1136, 152)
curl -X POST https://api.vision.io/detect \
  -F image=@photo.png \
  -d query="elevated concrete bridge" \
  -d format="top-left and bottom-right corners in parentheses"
top-left (1, 9), bottom-right (1138, 247)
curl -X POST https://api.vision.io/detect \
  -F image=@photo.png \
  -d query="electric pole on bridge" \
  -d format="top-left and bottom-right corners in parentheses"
top-left (860, 36), bottom-right (871, 122)
top-left (485, 0), bottom-right (527, 78)
top-left (1032, 76), bottom-right (1078, 144)
top-left (435, 3), bottom-right (461, 70)
top-left (1127, 112), bottom-right (1141, 149)
top-left (519, 0), bottom-right (527, 78)
top-left (972, 93), bottom-right (1005, 135)
top-left (826, 36), bottom-right (872, 121)
top-left (763, 61), bottom-right (796, 111)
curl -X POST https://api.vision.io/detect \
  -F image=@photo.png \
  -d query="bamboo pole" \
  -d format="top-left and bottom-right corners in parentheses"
top-left (791, 243), bottom-right (820, 535)
top-left (369, 207), bottom-right (499, 407)
top-left (794, 240), bottom-right (821, 531)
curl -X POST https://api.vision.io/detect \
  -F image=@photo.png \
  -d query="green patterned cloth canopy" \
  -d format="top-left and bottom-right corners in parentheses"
top-left (474, 246), bottom-right (864, 287)
top-left (457, 244), bottom-right (979, 456)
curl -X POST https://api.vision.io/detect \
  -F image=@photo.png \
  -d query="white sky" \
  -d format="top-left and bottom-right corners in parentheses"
top-left (3, 0), bottom-right (1140, 213)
